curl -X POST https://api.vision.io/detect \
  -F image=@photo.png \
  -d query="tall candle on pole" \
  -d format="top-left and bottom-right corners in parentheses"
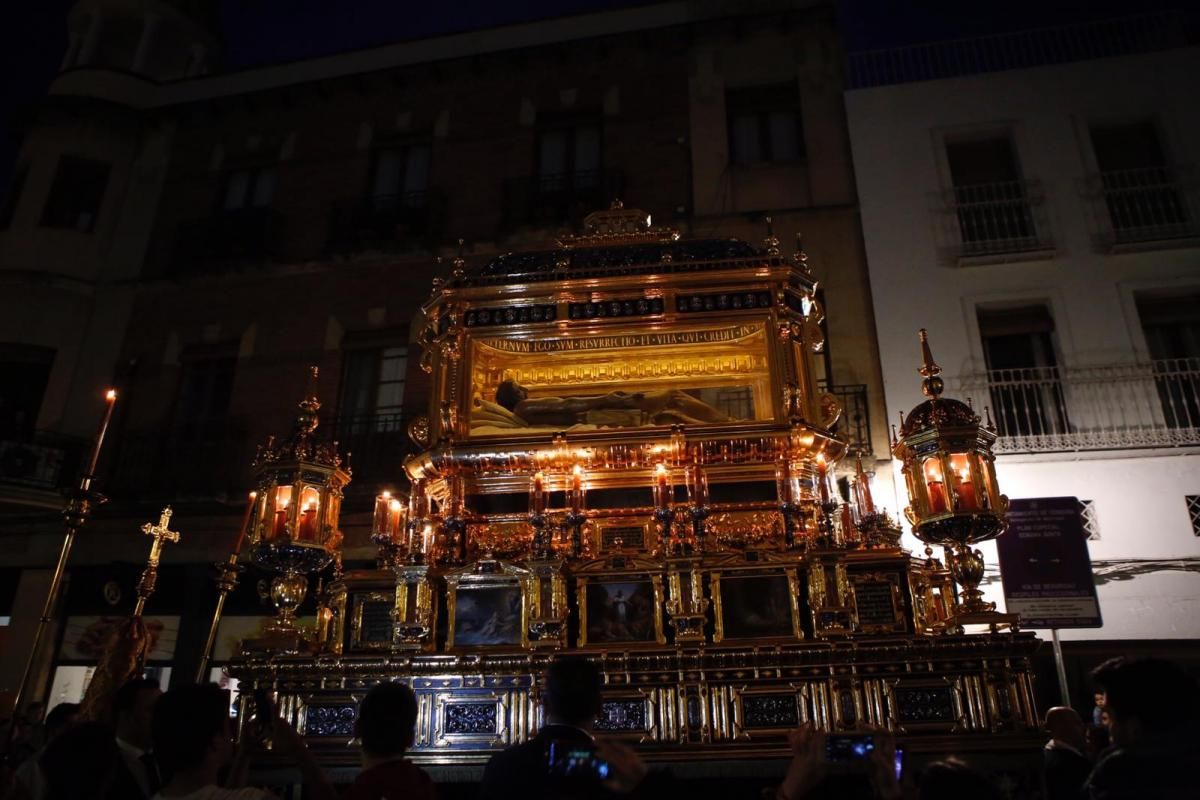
top-left (9, 389), bottom-right (117, 740)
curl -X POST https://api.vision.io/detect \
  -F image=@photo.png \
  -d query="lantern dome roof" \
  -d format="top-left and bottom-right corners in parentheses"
top-left (900, 397), bottom-right (979, 437)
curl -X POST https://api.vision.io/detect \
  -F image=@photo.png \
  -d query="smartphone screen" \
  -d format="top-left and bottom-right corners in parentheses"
top-left (548, 741), bottom-right (610, 780)
top-left (825, 734), bottom-right (875, 761)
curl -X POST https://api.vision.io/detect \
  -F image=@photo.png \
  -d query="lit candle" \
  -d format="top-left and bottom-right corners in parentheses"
top-left (232, 491), bottom-right (257, 555)
top-left (775, 459), bottom-right (792, 505)
top-left (531, 471), bottom-right (546, 514)
top-left (85, 389), bottom-right (118, 477)
top-left (374, 492), bottom-right (392, 538)
top-left (653, 463), bottom-right (670, 508)
top-left (840, 502), bottom-right (856, 543)
top-left (421, 523), bottom-right (433, 555)
top-left (816, 453), bottom-right (830, 504)
top-left (272, 486), bottom-right (292, 539)
top-left (951, 455), bottom-right (979, 511)
top-left (696, 467), bottom-right (709, 506)
top-left (855, 457), bottom-right (875, 515)
top-left (389, 499), bottom-right (404, 541)
top-left (570, 464), bottom-right (584, 513)
top-left (924, 459), bottom-right (947, 513)
top-left (298, 499), bottom-right (318, 541)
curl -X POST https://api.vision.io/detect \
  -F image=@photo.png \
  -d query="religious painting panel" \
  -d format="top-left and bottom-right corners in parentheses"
top-left (466, 322), bottom-right (774, 436)
top-left (575, 561), bottom-right (665, 648)
top-left (445, 562), bottom-right (530, 650)
top-left (710, 567), bottom-right (804, 644)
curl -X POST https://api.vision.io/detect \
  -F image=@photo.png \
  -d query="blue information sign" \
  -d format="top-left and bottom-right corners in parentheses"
top-left (996, 497), bottom-right (1103, 629)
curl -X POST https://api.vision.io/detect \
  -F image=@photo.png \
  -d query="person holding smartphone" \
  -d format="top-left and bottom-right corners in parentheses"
top-left (775, 726), bottom-right (901, 800)
top-left (479, 657), bottom-right (669, 800)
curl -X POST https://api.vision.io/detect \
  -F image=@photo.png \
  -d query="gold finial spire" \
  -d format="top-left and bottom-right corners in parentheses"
top-left (452, 238), bottom-right (466, 278)
top-left (763, 216), bottom-right (780, 256)
top-left (917, 328), bottom-right (944, 398)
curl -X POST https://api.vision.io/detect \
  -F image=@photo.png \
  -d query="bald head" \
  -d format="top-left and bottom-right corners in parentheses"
top-left (1045, 706), bottom-right (1085, 749)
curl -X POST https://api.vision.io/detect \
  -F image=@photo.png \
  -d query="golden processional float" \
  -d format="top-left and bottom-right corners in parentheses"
top-left (225, 204), bottom-right (1040, 767)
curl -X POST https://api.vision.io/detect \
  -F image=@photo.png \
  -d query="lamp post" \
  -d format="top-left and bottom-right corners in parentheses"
top-left (893, 330), bottom-right (1017, 632)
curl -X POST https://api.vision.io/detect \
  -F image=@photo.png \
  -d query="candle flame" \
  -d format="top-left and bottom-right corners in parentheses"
top-left (105, 389), bottom-right (117, 401)
top-left (248, 490), bottom-right (257, 499)
top-left (390, 500), bottom-right (402, 512)
top-left (655, 463), bottom-right (667, 476)
top-left (381, 490), bottom-right (391, 499)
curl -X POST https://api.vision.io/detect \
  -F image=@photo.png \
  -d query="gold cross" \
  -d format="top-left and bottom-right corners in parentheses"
top-left (140, 506), bottom-right (181, 566)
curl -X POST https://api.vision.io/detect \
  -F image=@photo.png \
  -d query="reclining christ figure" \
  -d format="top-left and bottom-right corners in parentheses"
top-left (494, 379), bottom-right (736, 427)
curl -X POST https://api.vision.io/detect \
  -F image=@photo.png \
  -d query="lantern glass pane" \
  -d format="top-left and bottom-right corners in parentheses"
top-left (922, 456), bottom-right (949, 514)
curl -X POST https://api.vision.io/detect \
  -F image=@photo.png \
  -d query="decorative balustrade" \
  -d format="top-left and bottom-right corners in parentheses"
top-left (933, 179), bottom-right (1052, 263)
top-left (1087, 165), bottom-right (1200, 249)
top-left (846, 11), bottom-right (1199, 89)
top-left (959, 358), bottom-right (1200, 453)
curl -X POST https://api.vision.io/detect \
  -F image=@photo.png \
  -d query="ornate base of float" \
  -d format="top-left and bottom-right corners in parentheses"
top-left (230, 631), bottom-right (1042, 768)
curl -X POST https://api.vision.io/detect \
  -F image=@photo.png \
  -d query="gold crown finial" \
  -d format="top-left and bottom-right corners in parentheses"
top-left (917, 329), bottom-right (944, 398)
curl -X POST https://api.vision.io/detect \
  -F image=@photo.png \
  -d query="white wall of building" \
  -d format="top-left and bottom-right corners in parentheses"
top-left (848, 47), bottom-right (1200, 641)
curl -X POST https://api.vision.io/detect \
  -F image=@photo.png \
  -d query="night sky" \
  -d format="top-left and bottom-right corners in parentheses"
top-left (0, 0), bottom-right (1193, 188)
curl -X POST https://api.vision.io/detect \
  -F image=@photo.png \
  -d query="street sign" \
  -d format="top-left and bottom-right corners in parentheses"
top-left (996, 497), bottom-right (1103, 629)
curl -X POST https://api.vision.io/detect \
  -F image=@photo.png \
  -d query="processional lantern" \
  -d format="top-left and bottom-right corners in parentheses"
top-left (893, 330), bottom-right (1017, 631)
top-left (244, 367), bottom-right (350, 652)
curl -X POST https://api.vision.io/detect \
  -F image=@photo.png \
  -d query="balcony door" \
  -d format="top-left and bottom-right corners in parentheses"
top-left (945, 136), bottom-right (1035, 254)
top-left (338, 343), bottom-right (408, 487)
top-left (1137, 292), bottom-right (1200, 430)
top-left (978, 305), bottom-right (1068, 439)
top-left (1090, 119), bottom-right (1186, 241)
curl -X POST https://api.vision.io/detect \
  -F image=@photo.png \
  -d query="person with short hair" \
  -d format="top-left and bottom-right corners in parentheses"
top-left (150, 683), bottom-right (334, 800)
top-left (7, 703), bottom-right (81, 800)
top-left (39, 721), bottom-right (120, 800)
top-left (479, 656), bottom-right (666, 800)
top-left (1084, 657), bottom-right (1200, 800)
top-left (108, 677), bottom-right (163, 800)
top-left (1042, 706), bottom-right (1091, 800)
top-left (342, 682), bottom-right (433, 800)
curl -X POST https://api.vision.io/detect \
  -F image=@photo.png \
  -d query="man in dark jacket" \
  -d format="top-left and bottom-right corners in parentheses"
top-left (1043, 706), bottom-right (1091, 800)
top-left (1084, 657), bottom-right (1200, 800)
top-left (479, 657), bottom-right (666, 800)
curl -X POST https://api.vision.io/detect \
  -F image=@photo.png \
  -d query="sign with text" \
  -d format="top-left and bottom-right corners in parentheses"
top-left (996, 497), bottom-right (1102, 629)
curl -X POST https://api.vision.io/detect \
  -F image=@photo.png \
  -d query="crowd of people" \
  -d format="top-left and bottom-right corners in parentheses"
top-left (0, 655), bottom-right (1196, 800)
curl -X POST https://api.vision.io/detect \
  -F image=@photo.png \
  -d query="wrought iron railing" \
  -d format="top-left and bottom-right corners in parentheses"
top-left (1087, 165), bottom-right (1200, 249)
top-left (0, 430), bottom-right (87, 491)
top-left (846, 11), bottom-right (1199, 89)
top-left (502, 169), bottom-right (624, 230)
top-left (934, 179), bottom-right (1051, 262)
top-left (107, 426), bottom-right (252, 501)
top-left (818, 382), bottom-right (872, 456)
top-left (329, 412), bottom-right (410, 494)
top-left (959, 358), bottom-right (1200, 452)
top-left (327, 189), bottom-right (445, 253)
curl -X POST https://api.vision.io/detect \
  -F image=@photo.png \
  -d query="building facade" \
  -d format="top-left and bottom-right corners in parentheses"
top-left (0, 0), bottom-right (892, 710)
top-left (845, 15), bottom-right (1200, 663)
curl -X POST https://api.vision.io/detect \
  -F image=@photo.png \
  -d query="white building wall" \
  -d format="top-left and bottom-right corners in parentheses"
top-left (847, 47), bottom-right (1200, 641)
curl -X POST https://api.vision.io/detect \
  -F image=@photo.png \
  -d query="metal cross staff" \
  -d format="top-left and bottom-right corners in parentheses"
top-left (134, 507), bottom-right (181, 617)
